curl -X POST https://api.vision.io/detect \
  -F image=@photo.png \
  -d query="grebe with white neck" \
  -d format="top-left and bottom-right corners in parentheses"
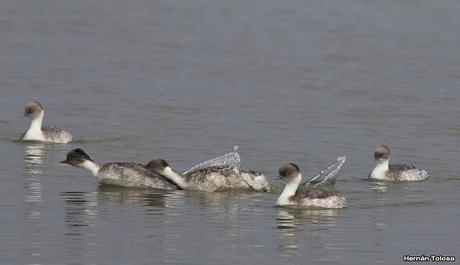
top-left (369, 145), bottom-right (429, 181)
top-left (61, 149), bottom-right (179, 190)
top-left (146, 159), bottom-right (270, 192)
top-left (277, 163), bottom-right (346, 209)
top-left (21, 101), bottom-right (73, 143)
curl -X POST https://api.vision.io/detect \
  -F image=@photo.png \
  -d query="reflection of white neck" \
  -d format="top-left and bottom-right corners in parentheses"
top-left (371, 158), bottom-right (390, 179)
top-left (23, 114), bottom-right (44, 140)
top-left (277, 174), bottom-right (302, 206)
top-left (80, 160), bottom-right (100, 176)
top-left (161, 167), bottom-right (186, 188)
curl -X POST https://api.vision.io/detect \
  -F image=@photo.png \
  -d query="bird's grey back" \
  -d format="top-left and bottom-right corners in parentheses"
top-left (184, 165), bottom-right (234, 183)
top-left (240, 169), bottom-right (264, 176)
top-left (389, 164), bottom-right (415, 171)
top-left (183, 165), bottom-right (268, 191)
top-left (385, 163), bottom-right (426, 181)
top-left (99, 163), bottom-right (178, 189)
top-left (42, 124), bottom-right (72, 142)
top-left (386, 164), bottom-right (415, 180)
top-left (290, 186), bottom-right (338, 203)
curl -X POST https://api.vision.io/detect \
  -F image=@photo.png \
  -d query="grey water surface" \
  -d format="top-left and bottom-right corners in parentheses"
top-left (1, 0), bottom-right (459, 264)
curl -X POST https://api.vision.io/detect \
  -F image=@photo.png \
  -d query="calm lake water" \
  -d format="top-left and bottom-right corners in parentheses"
top-left (1, 0), bottom-right (459, 264)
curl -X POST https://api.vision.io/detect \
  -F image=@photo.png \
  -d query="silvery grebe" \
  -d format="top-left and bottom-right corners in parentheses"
top-left (277, 163), bottom-right (346, 209)
top-left (21, 101), bottom-right (73, 143)
top-left (61, 149), bottom-right (178, 190)
top-left (146, 159), bottom-right (270, 192)
top-left (369, 145), bottom-right (429, 181)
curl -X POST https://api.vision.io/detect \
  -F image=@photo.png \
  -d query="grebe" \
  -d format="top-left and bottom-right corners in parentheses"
top-left (61, 149), bottom-right (178, 190)
top-left (146, 159), bottom-right (270, 192)
top-left (277, 163), bottom-right (346, 209)
top-left (21, 101), bottom-right (73, 143)
top-left (369, 145), bottom-right (429, 181)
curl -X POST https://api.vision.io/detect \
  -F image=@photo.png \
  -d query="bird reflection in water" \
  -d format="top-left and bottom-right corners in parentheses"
top-left (370, 181), bottom-right (388, 193)
top-left (96, 185), bottom-right (174, 208)
top-left (276, 208), bottom-right (342, 257)
top-left (23, 143), bottom-right (46, 220)
top-left (20, 142), bottom-right (47, 262)
top-left (60, 191), bottom-right (99, 262)
top-left (185, 190), bottom-right (265, 217)
top-left (23, 142), bottom-right (68, 215)
top-left (61, 186), bottom-right (175, 238)
top-left (277, 209), bottom-right (301, 256)
top-left (24, 142), bottom-right (46, 175)
top-left (61, 191), bottom-right (98, 231)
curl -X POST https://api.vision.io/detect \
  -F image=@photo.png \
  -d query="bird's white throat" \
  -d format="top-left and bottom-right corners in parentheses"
top-left (371, 158), bottom-right (390, 179)
top-left (277, 173), bottom-right (302, 206)
top-left (23, 115), bottom-right (45, 140)
top-left (79, 160), bottom-right (101, 176)
top-left (161, 166), bottom-right (186, 188)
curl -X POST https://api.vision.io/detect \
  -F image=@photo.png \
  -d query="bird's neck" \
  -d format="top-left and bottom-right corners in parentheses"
top-left (24, 115), bottom-right (44, 140)
top-left (371, 158), bottom-right (390, 179)
top-left (161, 166), bottom-right (186, 188)
top-left (277, 174), bottom-right (301, 206)
top-left (80, 160), bottom-right (101, 176)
